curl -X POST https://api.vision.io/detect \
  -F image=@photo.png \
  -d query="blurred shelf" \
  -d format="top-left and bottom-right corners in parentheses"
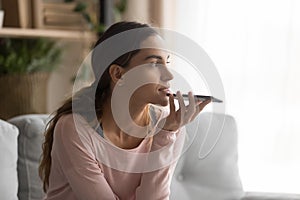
top-left (0, 27), bottom-right (97, 41)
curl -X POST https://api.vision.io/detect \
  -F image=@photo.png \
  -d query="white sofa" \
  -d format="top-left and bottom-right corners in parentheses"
top-left (1, 113), bottom-right (300, 200)
top-left (0, 114), bottom-right (49, 200)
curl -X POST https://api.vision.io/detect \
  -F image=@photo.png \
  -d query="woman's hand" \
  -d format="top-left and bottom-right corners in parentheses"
top-left (160, 91), bottom-right (211, 131)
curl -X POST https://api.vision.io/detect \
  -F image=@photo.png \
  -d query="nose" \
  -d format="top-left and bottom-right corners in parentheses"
top-left (160, 66), bottom-right (174, 82)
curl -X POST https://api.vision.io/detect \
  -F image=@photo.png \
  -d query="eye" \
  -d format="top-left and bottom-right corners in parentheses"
top-left (151, 62), bottom-right (159, 67)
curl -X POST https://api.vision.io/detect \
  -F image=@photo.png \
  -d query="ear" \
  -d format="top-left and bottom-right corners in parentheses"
top-left (109, 64), bottom-right (125, 84)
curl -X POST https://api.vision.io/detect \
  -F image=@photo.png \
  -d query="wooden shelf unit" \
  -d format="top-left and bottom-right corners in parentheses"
top-left (0, 28), bottom-right (96, 40)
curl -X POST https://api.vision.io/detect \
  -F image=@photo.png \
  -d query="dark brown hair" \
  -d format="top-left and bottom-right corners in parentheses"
top-left (39, 21), bottom-right (157, 192)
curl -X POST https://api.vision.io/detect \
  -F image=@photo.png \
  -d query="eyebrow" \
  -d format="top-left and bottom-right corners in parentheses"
top-left (144, 55), bottom-right (170, 61)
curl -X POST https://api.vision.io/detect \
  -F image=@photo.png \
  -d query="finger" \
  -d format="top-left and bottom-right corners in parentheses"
top-left (176, 91), bottom-right (186, 125)
top-left (198, 99), bottom-right (211, 110)
top-left (185, 92), bottom-right (196, 121)
top-left (195, 99), bottom-right (203, 106)
top-left (168, 93), bottom-right (176, 116)
top-left (191, 101), bottom-right (201, 121)
top-left (191, 99), bottom-right (211, 121)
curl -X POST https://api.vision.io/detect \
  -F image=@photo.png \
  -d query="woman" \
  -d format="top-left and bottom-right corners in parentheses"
top-left (39, 21), bottom-right (211, 200)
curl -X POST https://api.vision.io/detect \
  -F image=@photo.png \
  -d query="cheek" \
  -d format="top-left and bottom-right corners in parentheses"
top-left (137, 84), bottom-right (158, 93)
top-left (126, 66), bottom-right (162, 85)
top-left (124, 68), bottom-right (162, 96)
top-left (132, 84), bottom-right (159, 101)
top-left (141, 69), bottom-right (161, 83)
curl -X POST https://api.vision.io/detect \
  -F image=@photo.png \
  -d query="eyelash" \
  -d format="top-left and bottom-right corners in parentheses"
top-left (151, 62), bottom-right (159, 67)
top-left (150, 61), bottom-right (170, 67)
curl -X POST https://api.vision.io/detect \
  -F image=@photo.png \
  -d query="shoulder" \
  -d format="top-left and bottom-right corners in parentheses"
top-left (56, 113), bottom-right (74, 127)
top-left (55, 114), bottom-right (79, 134)
top-left (56, 113), bottom-right (92, 129)
top-left (53, 113), bottom-right (98, 156)
top-left (54, 113), bottom-right (94, 141)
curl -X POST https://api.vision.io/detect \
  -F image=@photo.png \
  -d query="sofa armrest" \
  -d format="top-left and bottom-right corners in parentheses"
top-left (8, 114), bottom-right (50, 200)
top-left (242, 192), bottom-right (300, 200)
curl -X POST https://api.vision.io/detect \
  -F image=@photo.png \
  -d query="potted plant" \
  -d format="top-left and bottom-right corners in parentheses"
top-left (0, 37), bottom-right (62, 119)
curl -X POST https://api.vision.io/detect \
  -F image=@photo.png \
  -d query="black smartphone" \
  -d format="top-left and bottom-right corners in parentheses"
top-left (167, 93), bottom-right (223, 103)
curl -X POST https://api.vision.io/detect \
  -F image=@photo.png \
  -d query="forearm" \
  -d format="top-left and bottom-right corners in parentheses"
top-left (135, 163), bottom-right (176, 200)
top-left (135, 128), bottom-right (185, 200)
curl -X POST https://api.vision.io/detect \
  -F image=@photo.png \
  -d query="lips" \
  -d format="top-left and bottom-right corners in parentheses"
top-left (158, 87), bottom-right (171, 95)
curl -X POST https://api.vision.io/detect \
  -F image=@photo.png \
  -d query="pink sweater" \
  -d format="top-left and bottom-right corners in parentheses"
top-left (45, 107), bottom-right (185, 200)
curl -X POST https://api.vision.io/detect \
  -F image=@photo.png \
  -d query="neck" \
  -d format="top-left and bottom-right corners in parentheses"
top-left (129, 102), bottom-right (150, 126)
top-left (102, 97), bottom-right (149, 127)
top-left (99, 97), bottom-right (150, 149)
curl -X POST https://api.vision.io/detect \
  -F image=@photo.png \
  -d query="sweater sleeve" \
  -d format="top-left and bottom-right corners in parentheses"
top-left (135, 127), bottom-right (185, 200)
top-left (53, 114), bottom-right (119, 200)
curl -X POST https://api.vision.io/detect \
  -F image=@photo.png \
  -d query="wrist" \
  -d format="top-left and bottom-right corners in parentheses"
top-left (157, 121), bottom-right (178, 132)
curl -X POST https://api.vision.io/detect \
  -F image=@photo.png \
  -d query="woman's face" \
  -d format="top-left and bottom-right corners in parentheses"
top-left (121, 35), bottom-right (174, 107)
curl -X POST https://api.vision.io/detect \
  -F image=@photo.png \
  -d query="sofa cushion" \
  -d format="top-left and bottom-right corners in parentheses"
top-left (8, 114), bottom-right (50, 200)
top-left (170, 112), bottom-right (244, 200)
top-left (0, 119), bottom-right (19, 200)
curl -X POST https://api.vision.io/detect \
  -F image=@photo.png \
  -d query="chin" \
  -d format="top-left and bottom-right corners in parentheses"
top-left (146, 90), bottom-right (169, 106)
top-left (152, 98), bottom-right (169, 107)
top-left (160, 100), bottom-right (169, 107)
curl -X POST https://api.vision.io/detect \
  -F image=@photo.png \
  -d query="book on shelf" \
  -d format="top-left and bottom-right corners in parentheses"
top-left (2, 0), bottom-right (32, 28)
top-left (32, 0), bottom-right (90, 30)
